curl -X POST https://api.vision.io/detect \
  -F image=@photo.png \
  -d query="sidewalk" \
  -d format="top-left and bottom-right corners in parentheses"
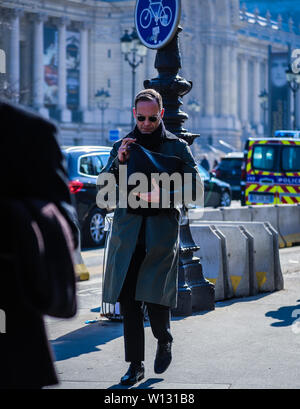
top-left (46, 250), bottom-right (300, 390)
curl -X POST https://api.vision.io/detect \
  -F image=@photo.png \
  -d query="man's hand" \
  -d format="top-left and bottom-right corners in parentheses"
top-left (118, 138), bottom-right (136, 163)
top-left (133, 178), bottom-right (160, 204)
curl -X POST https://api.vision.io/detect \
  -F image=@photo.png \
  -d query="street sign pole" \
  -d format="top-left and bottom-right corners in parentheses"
top-left (135, 0), bottom-right (215, 316)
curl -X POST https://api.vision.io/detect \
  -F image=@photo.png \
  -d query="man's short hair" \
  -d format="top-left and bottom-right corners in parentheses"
top-left (134, 89), bottom-right (163, 111)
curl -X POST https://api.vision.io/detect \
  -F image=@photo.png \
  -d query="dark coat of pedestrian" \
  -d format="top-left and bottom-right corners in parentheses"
top-left (0, 100), bottom-right (78, 389)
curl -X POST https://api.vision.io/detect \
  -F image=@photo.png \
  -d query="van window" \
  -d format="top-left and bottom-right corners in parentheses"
top-left (252, 145), bottom-right (276, 171)
top-left (282, 146), bottom-right (300, 172)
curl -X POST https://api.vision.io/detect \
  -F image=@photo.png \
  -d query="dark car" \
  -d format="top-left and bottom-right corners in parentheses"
top-left (211, 152), bottom-right (243, 200)
top-left (198, 165), bottom-right (232, 207)
top-left (62, 145), bottom-right (112, 247)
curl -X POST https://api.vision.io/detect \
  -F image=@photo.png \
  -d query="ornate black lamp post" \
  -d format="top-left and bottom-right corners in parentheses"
top-left (258, 89), bottom-right (268, 136)
top-left (120, 28), bottom-right (147, 128)
top-left (95, 88), bottom-right (110, 141)
top-left (144, 27), bottom-right (215, 316)
top-left (286, 65), bottom-right (300, 130)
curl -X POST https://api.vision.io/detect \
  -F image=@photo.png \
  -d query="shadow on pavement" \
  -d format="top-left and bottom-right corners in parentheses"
top-left (265, 299), bottom-right (300, 327)
top-left (51, 320), bottom-right (123, 362)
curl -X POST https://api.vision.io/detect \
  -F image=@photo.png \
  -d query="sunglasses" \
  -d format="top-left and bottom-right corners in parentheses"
top-left (136, 114), bottom-right (160, 123)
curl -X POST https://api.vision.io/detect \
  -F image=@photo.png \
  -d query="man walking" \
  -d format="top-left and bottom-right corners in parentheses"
top-left (98, 89), bottom-right (203, 385)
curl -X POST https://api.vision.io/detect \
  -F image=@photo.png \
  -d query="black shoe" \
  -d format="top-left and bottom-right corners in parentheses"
top-left (120, 362), bottom-right (145, 386)
top-left (154, 341), bottom-right (172, 374)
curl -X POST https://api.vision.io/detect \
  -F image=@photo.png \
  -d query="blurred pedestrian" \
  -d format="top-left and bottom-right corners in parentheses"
top-left (0, 100), bottom-right (78, 389)
top-left (98, 89), bottom-right (203, 386)
top-left (213, 158), bottom-right (219, 169)
top-left (200, 154), bottom-right (210, 171)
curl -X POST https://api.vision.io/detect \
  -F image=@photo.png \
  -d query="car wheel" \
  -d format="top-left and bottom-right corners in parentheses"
top-left (220, 191), bottom-right (231, 207)
top-left (83, 209), bottom-right (106, 247)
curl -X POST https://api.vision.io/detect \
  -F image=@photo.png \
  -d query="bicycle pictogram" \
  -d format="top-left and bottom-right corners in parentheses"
top-left (140, 0), bottom-right (172, 29)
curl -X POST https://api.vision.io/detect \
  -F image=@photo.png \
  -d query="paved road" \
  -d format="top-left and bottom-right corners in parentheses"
top-left (44, 243), bottom-right (300, 390)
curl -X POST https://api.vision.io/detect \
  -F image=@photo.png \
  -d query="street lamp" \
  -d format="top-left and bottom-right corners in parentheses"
top-left (120, 27), bottom-right (147, 128)
top-left (95, 88), bottom-right (111, 141)
top-left (286, 64), bottom-right (300, 130)
top-left (258, 89), bottom-right (269, 136)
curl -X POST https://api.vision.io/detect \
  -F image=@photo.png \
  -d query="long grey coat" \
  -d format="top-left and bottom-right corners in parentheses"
top-left (97, 130), bottom-right (203, 308)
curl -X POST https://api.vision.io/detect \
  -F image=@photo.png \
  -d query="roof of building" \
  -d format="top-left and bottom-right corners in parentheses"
top-left (244, 0), bottom-right (300, 25)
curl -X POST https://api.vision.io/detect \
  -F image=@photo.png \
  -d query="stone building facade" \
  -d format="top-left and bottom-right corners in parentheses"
top-left (0, 0), bottom-right (299, 151)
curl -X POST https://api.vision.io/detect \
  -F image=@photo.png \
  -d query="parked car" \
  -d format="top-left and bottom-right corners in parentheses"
top-left (211, 152), bottom-right (243, 199)
top-left (62, 146), bottom-right (112, 247)
top-left (198, 164), bottom-right (232, 207)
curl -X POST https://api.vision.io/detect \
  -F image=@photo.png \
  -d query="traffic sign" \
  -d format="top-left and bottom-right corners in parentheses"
top-left (135, 0), bottom-right (181, 49)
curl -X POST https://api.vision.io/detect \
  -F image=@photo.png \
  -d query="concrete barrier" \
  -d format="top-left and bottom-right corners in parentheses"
top-left (74, 247), bottom-right (90, 281)
top-left (189, 207), bottom-right (223, 223)
top-left (277, 204), bottom-right (300, 247)
top-left (192, 205), bottom-right (288, 248)
top-left (189, 225), bottom-right (232, 301)
top-left (249, 205), bottom-right (286, 248)
top-left (220, 206), bottom-right (252, 222)
top-left (238, 223), bottom-right (275, 293)
top-left (263, 222), bottom-right (284, 291)
top-left (212, 225), bottom-right (251, 298)
top-left (73, 227), bottom-right (90, 281)
top-left (191, 224), bottom-right (251, 298)
top-left (191, 221), bottom-right (284, 299)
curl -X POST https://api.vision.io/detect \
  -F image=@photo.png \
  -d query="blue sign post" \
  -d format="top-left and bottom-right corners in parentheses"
top-left (135, 0), bottom-right (181, 49)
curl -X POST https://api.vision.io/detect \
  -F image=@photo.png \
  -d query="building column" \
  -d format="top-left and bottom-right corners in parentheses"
top-left (57, 17), bottom-right (71, 122)
top-left (8, 9), bottom-right (23, 102)
top-left (230, 47), bottom-right (238, 118)
top-left (204, 42), bottom-right (215, 117)
top-left (32, 12), bottom-right (48, 117)
top-left (79, 21), bottom-right (91, 122)
top-left (240, 56), bottom-right (249, 125)
top-left (221, 44), bottom-right (230, 117)
top-left (253, 57), bottom-right (261, 128)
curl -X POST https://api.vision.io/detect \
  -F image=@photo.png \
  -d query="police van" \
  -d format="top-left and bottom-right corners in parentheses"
top-left (241, 131), bottom-right (300, 205)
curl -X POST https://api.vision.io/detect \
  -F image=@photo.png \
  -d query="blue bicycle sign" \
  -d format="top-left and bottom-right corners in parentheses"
top-left (140, 1), bottom-right (172, 29)
top-left (135, 0), bottom-right (181, 49)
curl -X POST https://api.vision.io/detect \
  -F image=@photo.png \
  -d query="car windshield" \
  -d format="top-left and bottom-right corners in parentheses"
top-left (219, 158), bottom-right (242, 170)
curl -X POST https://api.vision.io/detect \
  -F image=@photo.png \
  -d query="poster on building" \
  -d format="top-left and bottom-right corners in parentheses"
top-left (66, 31), bottom-right (80, 110)
top-left (44, 26), bottom-right (58, 106)
top-left (269, 50), bottom-right (290, 136)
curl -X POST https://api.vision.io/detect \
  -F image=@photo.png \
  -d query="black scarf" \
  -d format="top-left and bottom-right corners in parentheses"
top-left (132, 121), bottom-right (166, 152)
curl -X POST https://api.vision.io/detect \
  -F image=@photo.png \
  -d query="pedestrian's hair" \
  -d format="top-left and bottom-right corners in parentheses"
top-left (134, 89), bottom-right (163, 111)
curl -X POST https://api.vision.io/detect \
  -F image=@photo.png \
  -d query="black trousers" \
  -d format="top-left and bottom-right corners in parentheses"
top-left (118, 219), bottom-right (173, 363)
